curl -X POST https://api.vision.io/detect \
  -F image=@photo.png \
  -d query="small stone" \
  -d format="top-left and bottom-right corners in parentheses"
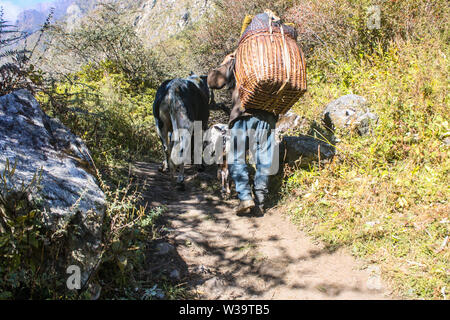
top-left (366, 265), bottom-right (383, 291)
top-left (203, 277), bottom-right (226, 293)
top-left (156, 242), bottom-right (175, 255)
top-left (275, 111), bottom-right (308, 141)
top-left (442, 132), bottom-right (450, 146)
top-left (193, 265), bottom-right (211, 274)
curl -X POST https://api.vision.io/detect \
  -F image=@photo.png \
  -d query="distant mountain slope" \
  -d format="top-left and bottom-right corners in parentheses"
top-left (133, 0), bottom-right (212, 47)
top-left (10, 0), bottom-right (213, 78)
top-left (16, 9), bottom-right (47, 33)
top-left (15, 0), bottom-right (211, 45)
top-left (14, 0), bottom-right (98, 33)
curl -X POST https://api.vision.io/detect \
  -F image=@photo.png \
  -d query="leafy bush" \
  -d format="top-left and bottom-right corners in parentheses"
top-left (285, 0), bottom-right (449, 71)
top-left (0, 160), bottom-right (74, 299)
top-left (35, 3), bottom-right (165, 179)
top-left (37, 61), bottom-right (162, 180)
top-left (96, 190), bottom-right (166, 299)
top-left (0, 158), bottom-right (171, 300)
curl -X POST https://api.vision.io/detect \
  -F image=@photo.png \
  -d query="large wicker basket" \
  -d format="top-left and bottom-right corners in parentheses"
top-left (235, 27), bottom-right (307, 115)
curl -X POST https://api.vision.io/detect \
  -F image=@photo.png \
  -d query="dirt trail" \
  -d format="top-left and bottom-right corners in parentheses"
top-left (132, 161), bottom-right (391, 300)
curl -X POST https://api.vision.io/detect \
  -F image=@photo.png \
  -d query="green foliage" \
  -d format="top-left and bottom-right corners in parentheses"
top-left (3, 0), bottom-right (447, 300)
top-left (1, 2), bottom-right (177, 301)
top-left (37, 4), bottom-right (165, 178)
top-left (283, 32), bottom-right (449, 299)
top-left (5, 3), bottom-right (174, 298)
top-left (38, 60), bottom-right (162, 179)
top-left (0, 158), bottom-right (174, 300)
top-left (96, 193), bottom-right (166, 299)
top-left (285, 0), bottom-right (449, 63)
top-left (0, 159), bottom-right (73, 299)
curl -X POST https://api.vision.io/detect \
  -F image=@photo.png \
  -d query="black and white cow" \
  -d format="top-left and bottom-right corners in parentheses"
top-left (153, 73), bottom-right (213, 190)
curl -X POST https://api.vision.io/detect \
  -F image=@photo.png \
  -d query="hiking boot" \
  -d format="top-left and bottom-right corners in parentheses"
top-left (235, 199), bottom-right (255, 215)
top-left (251, 205), bottom-right (265, 217)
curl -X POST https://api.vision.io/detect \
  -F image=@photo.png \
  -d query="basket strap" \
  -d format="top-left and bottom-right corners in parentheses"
top-left (269, 15), bottom-right (274, 42)
top-left (276, 26), bottom-right (291, 95)
top-left (266, 9), bottom-right (280, 43)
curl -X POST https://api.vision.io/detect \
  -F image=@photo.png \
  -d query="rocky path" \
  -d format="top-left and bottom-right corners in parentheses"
top-left (132, 162), bottom-right (391, 300)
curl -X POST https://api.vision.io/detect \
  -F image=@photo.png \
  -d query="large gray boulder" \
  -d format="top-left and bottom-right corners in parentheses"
top-left (281, 136), bottom-right (335, 166)
top-left (268, 135), bottom-right (335, 195)
top-left (322, 94), bottom-right (378, 136)
top-left (275, 111), bottom-right (335, 167)
top-left (0, 89), bottom-right (105, 289)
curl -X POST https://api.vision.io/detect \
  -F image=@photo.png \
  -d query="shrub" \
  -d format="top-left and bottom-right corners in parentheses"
top-left (37, 61), bottom-right (162, 180)
top-left (285, 0), bottom-right (449, 62)
top-left (0, 158), bottom-right (169, 300)
top-left (0, 160), bottom-right (74, 299)
top-left (283, 32), bottom-right (449, 299)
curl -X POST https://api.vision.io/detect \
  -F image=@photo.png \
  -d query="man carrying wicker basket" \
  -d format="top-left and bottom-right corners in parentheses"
top-left (207, 10), bottom-right (307, 216)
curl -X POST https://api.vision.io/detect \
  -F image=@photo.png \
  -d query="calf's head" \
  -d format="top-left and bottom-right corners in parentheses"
top-left (207, 53), bottom-right (236, 90)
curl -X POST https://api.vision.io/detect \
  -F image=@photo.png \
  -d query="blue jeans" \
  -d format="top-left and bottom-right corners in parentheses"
top-left (228, 113), bottom-right (277, 205)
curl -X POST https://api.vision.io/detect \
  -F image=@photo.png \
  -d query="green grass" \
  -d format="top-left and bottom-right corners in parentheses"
top-left (283, 37), bottom-right (449, 299)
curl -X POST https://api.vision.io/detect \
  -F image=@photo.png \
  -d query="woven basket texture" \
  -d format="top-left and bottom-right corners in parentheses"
top-left (235, 27), bottom-right (307, 115)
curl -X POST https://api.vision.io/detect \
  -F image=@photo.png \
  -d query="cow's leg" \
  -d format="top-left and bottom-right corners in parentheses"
top-left (226, 177), bottom-right (231, 195)
top-left (224, 162), bottom-right (231, 195)
top-left (217, 165), bottom-right (221, 180)
top-left (175, 123), bottom-right (192, 191)
top-left (176, 165), bottom-right (185, 191)
top-left (220, 167), bottom-right (227, 197)
top-left (220, 165), bottom-right (226, 194)
top-left (192, 134), bottom-right (205, 172)
top-left (169, 107), bottom-right (193, 191)
top-left (221, 160), bottom-right (231, 198)
top-left (155, 119), bottom-right (167, 172)
top-left (193, 120), bottom-right (206, 172)
top-left (159, 129), bottom-right (171, 173)
top-left (167, 139), bottom-right (177, 179)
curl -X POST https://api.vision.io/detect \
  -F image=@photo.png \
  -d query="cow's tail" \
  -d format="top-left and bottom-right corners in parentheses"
top-left (167, 88), bottom-right (192, 166)
top-left (167, 88), bottom-right (182, 164)
top-left (166, 88), bottom-right (178, 139)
